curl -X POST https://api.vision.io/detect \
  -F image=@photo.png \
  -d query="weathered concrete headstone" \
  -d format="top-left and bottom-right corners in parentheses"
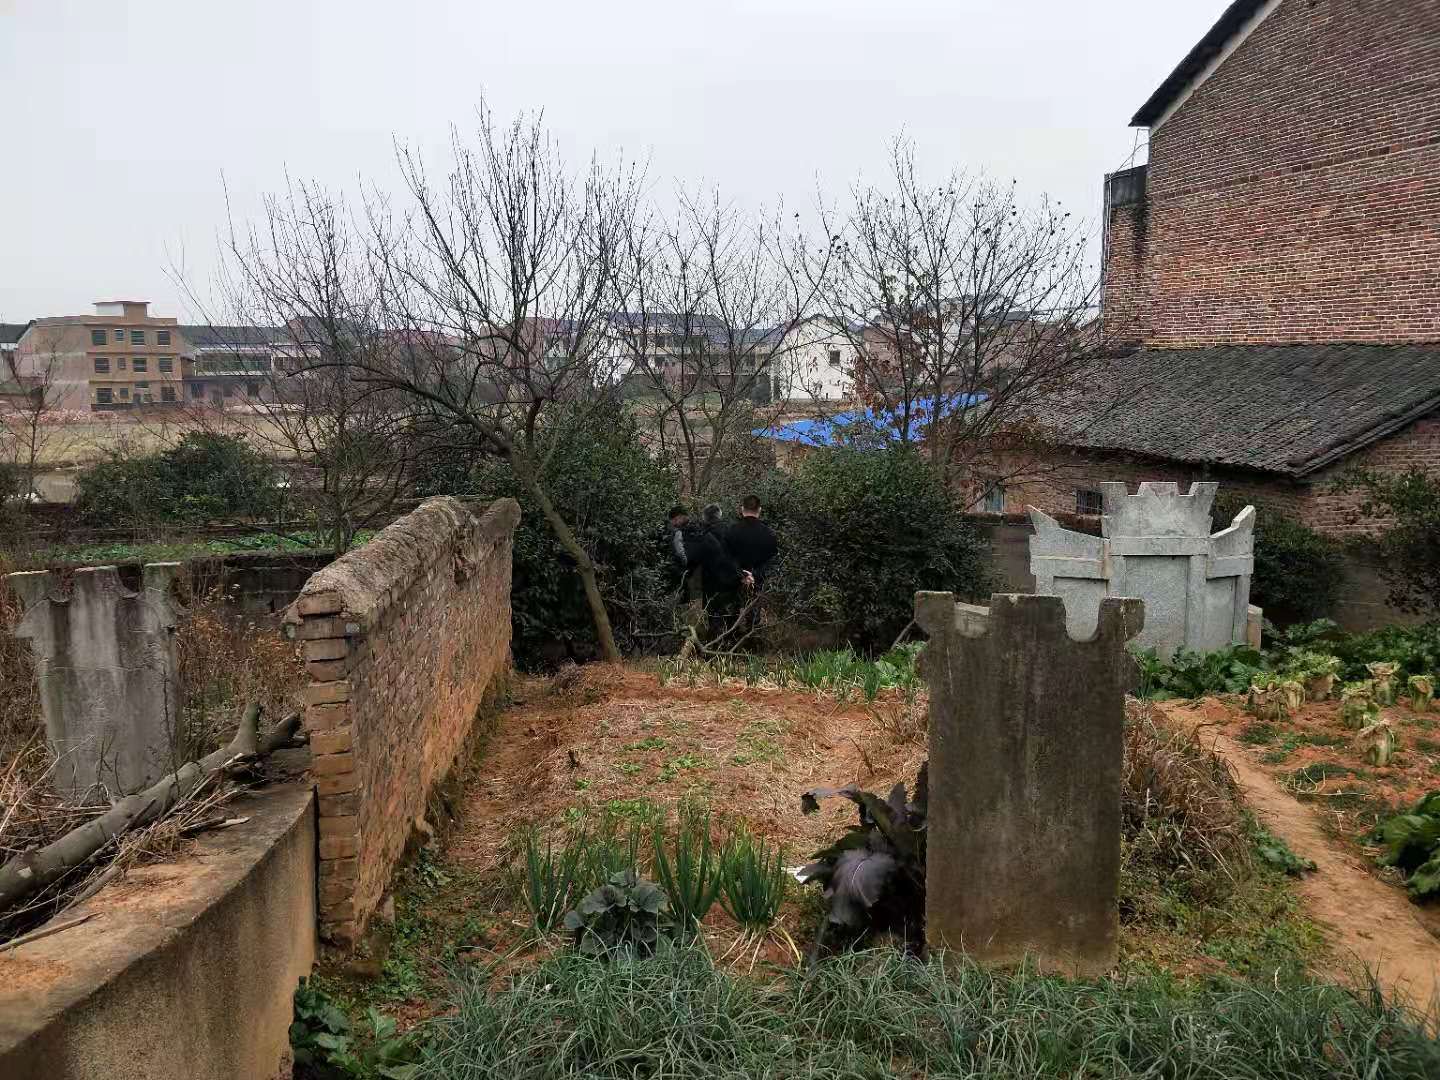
top-left (1028, 481), bottom-right (1255, 658)
top-left (915, 591), bottom-right (1142, 976)
top-left (6, 564), bottom-right (185, 797)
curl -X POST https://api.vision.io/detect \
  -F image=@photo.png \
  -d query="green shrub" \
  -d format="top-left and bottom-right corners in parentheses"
top-left (1215, 493), bottom-right (1345, 621)
top-left (759, 447), bottom-right (990, 652)
top-left (1342, 468), bottom-right (1440, 616)
top-left (74, 432), bottom-right (283, 527)
top-left (428, 401), bottom-right (681, 669)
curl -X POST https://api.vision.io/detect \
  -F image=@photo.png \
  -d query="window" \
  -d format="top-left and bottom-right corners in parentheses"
top-left (93, 357), bottom-right (110, 374)
top-left (158, 358), bottom-right (173, 373)
top-left (1075, 489), bottom-right (1104, 516)
top-left (828, 349), bottom-right (842, 368)
top-left (118, 387), bottom-right (130, 400)
top-left (132, 357), bottom-right (147, 372)
top-left (156, 330), bottom-right (170, 346)
top-left (189, 383), bottom-right (204, 399)
top-left (980, 485), bottom-right (1005, 515)
top-left (135, 381), bottom-right (149, 389)
top-left (161, 385), bottom-right (177, 402)
top-left (130, 329), bottom-right (145, 345)
top-left (91, 328), bottom-right (107, 346)
top-left (117, 357), bottom-right (127, 371)
top-left (224, 383), bottom-right (235, 396)
top-left (246, 381), bottom-right (260, 397)
top-left (113, 329), bottom-right (124, 342)
top-left (95, 387), bottom-right (113, 404)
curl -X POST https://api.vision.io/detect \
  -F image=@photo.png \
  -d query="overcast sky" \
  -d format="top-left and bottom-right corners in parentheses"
top-left (0, 0), bottom-right (1221, 322)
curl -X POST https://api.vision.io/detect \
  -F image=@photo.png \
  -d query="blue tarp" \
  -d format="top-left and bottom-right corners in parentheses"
top-left (757, 394), bottom-right (986, 448)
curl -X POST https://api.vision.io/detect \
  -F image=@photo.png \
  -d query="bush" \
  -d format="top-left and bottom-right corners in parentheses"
top-left (1215, 493), bottom-right (1345, 622)
top-left (1343, 468), bottom-right (1440, 617)
top-left (760, 447), bottom-right (990, 652)
top-left (74, 432), bottom-right (283, 527)
top-left (448, 402), bottom-right (680, 669)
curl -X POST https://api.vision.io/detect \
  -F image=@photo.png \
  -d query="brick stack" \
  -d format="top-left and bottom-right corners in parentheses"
top-left (285, 496), bottom-right (520, 944)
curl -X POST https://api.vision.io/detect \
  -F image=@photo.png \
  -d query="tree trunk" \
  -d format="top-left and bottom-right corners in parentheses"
top-left (521, 467), bottom-right (622, 663)
top-left (0, 704), bottom-right (300, 912)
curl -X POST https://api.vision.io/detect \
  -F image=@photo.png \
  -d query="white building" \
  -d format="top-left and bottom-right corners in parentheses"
top-left (770, 318), bottom-right (857, 403)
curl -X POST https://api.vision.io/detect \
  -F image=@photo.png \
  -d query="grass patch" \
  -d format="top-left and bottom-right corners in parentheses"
top-left (1285, 761), bottom-right (1368, 792)
top-left (421, 943), bottom-right (1440, 1079)
top-left (1240, 721), bottom-right (1278, 745)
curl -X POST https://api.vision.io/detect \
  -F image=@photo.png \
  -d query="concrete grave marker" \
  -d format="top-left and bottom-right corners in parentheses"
top-left (6, 564), bottom-right (185, 796)
top-left (915, 591), bottom-right (1142, 976)
top-left (1028, 481), bottom-right (1255, 658)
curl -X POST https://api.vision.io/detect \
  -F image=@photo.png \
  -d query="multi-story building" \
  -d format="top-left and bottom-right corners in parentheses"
top-left (12, 301), bottom-right (186, 411)
top-left (1009, 0), bottom-right (1440, 540)
top-left (179, 324), bottom-right (284, 407)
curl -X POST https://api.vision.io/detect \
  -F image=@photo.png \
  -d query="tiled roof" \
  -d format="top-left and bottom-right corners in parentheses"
top-left (0, 323), bottom-right (29, 345)
top-left (1053, 343), bottom-right (1440, 477)
top-left (179, 324), bottom-right (279, 348)
top-left (1131, 0), bottom-right (1269, 126)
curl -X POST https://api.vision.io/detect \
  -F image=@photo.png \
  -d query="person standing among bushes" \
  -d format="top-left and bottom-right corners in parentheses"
top-left (726, 494), bottom-right (778, 592)
top-left (667, 506), bottom-right (743, 625)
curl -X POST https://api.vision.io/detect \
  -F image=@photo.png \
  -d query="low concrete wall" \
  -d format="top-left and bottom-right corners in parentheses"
top-left (0, 782), bottom-right (316, 1080)
top-left (286, 496), bottom-right (520, 944)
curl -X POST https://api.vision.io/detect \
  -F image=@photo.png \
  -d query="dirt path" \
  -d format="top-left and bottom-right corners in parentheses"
top-left (1162, 703), bottom-right (1440, 1016)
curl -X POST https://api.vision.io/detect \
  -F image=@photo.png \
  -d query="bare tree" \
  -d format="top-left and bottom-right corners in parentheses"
top-left (807, 139), bottom-right (1107, 504)
top-left (609, 190), bottom-right (817, 501)
top-left (224, 106), bottom-right (643, 661)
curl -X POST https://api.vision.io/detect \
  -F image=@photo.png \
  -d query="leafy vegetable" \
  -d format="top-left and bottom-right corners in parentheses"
top-left (718, 829), bottom-right (788, 932)
top-left (1409, 674), bottom-right (1435, 713)
top-left (563, 870), bottom-right (670, 955)
top-left (798, 763), bottom-right (927, 953)
top-left (1249, 824), bottom-right (1316, 876)
top-left (1373, 792), bottom-right (1440, 900)
top-left (291, 980), bottom-right (424, 1079)
top-left (650, 803), bottom-right (721, 935)
top-left (1368, 662), bottom-right (1401, 705)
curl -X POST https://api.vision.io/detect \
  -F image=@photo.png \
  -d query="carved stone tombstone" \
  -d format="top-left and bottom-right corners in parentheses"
top-left (1028, 481), bottom-right (1254, 658)
top-left (915, 591), bottom-right (1142, 976)
top-left (6, 564), bottom-right (185, 796)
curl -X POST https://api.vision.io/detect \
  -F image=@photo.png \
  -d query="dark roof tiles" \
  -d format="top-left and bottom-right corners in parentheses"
top-left (1054, 343), bottom-right (1440, 476)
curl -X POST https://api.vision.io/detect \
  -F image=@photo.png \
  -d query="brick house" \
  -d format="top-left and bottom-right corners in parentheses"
top-left (1012, 0), bottom-right (1440, 537)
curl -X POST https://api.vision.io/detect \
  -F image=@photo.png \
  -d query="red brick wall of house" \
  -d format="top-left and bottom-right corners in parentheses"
top-left (1103, 0), bottom-right (1440, 347)
top-left (286, 496), bottom-right (520, 945)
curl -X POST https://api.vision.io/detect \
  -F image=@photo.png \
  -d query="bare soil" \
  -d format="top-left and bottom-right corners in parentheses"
top-left (1161, 698), bottom-right (1440, 1014)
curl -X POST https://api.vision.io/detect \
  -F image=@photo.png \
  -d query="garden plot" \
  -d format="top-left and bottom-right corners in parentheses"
top-left (311, 660), bottom-right (1334, 1039)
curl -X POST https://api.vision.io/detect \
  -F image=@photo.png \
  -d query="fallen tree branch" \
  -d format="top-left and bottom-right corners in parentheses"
top-left (0, 704), bottom-right (298, 913)
top-left (0, 912), bottom-right (98, 954)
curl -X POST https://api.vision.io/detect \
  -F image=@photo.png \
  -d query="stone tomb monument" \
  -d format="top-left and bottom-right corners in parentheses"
top-left (6, 564), bottom-right (185, 797)
top-left (1028, 481), bottom-right (1255, 658)
top-left (916, 591), bottom-right (1142, 975)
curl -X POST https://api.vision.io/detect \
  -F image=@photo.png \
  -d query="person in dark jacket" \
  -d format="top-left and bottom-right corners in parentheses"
top-left (725, 494), bottom-right (779, 589)
top-left (668, 505), bottom-right (743, 608)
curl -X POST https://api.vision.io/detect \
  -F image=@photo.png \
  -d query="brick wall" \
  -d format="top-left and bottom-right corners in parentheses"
top-left (284, 496), bottom-right (520, 944)
top-left (1297, 415), bottom-right (1440, 535)
top-left (1103, 0), bottom-right (1440, 347)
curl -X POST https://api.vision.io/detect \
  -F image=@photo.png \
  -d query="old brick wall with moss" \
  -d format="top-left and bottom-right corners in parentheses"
top-left (285, 496), bottom-right (520, 944)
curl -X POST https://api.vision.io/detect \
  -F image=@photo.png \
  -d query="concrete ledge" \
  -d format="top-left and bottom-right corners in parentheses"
top-left (0, 782), bottom-right (316, 1080)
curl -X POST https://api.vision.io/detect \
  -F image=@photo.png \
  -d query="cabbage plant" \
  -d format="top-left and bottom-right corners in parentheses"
top-left (1355, 719), bottom-right (1397, 767)
top-left (1373, 792), bottom-right (1440, 899)
top-left (1409, 674), bottom-right (1435, 713)
top-left (1340, 682), bottom-right (1379, 729)
top-left (1368, 662), bottom-right (1400, 705)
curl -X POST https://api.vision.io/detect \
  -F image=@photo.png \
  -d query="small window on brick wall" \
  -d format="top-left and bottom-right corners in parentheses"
top-left (1075, 489), bottom-right (1103, 516)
